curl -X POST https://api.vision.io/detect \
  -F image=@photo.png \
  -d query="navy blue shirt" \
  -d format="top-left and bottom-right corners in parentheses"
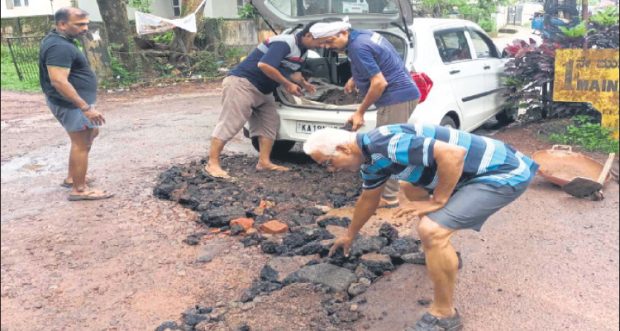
top-left (347, 30), bottom-right (420, 107)
top-left (229, 33), bottom-right (306, 94)
top-left (357, 124), bottom-right (538, 190)
top-left (39, 29), bottom-right (97, 108)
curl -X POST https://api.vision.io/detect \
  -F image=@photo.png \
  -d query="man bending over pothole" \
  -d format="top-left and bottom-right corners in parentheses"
top-left (205, 22), bottom-right (328, 178)
top-left (303, 124), bottom-right (538, 331)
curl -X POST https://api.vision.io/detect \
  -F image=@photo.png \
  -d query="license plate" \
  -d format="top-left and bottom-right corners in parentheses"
top-left (296, 121), bottom-right (341, 134)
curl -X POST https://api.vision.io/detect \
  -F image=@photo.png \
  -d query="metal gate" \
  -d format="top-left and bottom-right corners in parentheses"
top-left (2, 36), bottom-right (44, 82)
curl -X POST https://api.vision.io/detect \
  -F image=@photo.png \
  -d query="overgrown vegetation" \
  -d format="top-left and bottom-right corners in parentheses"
top-left (238, 3), bottom-right (258, 19)
top-left (109, 51), bottom-right (138, 85)
top-left (549, 116), bottom-right (619, 153)
top-left (503, 7), bottom-right (620, 123)
top-left (417, 0), bottom-right (513, 32)
top-left (589, 6), bottom-right (619, 26)
top-left (587, 7), bottom-right (620, 48)
top-left (128, 0), bottom-right (152, 13)
top-left (0, 43), bottom-right (40, 92)
top-left (152, 31), bottom-right (174, 44)
top-left (559, 21), bottom-right (590, 38)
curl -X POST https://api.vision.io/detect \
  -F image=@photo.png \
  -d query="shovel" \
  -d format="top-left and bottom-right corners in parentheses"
top-left (563, 152), bottom-right (615, 198)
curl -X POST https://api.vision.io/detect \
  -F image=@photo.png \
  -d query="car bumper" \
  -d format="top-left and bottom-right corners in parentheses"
top-left (274, 105), bottom-right (379, 142)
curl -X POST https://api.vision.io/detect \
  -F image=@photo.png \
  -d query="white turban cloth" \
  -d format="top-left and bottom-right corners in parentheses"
top-left (310, 17), bottom-right (351, 38)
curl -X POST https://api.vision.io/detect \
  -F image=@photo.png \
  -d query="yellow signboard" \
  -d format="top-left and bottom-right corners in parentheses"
top-left (553, 49), bottom-right (619, 139)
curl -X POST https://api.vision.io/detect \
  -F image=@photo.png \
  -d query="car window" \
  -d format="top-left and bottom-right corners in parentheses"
top-left (469, 30), bottom-right (498, 59)
top-left (434, 30), bottom-right (472, 63)
top-left (378, 31), bottom-right (406, 59)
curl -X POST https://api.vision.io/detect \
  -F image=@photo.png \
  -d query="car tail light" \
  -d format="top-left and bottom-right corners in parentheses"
top-left (411, 72), bottom-right (433, 103)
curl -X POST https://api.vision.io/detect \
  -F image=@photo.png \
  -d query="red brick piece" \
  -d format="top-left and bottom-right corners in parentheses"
top-left (259, 220), bottom-right (289, 234)
top-left (230, 217), bottom-right (254, 231)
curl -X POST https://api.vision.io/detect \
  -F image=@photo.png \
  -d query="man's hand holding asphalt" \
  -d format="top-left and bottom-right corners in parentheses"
top-left (328, 235), bottom-right (354, 257)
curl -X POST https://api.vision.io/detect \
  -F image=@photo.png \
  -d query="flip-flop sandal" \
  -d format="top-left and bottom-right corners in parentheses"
top-left (68, 190), bottom-right (114, 201)
top-left (60, 177), bottom-right (96, 188)
top-left (406, 309), bottom-right (463, 331)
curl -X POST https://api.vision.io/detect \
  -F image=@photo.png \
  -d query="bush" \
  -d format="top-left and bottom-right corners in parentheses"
top-left (238, 3), bottom-right (258, 19)
top-left (589, 6), bottom-right (619, 26)
top-left (189, 50), bottom-right (221, 77)
top-left (223, 47), bottom-right (245, 66)
top-left (478, 18), bottom-right (496, 32)
top-left (109, 51), bottom-right (137, 85)
top-left (549, 115), bottom-right (619, 153)
top-left (152, 31), bottom-right (174, 44)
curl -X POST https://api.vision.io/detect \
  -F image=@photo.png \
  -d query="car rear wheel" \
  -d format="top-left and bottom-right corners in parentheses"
top-left (440, 116), bottom-right (458, 129)
top-left (251, 137), bottom-right (296, 156)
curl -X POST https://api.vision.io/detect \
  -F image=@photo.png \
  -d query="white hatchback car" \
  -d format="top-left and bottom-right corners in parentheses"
top-left (246, 0), bottom-right (512, 154)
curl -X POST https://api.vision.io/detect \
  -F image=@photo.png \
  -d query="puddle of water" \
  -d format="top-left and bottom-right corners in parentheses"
top-left (1, 153), bottom-right (64, 183)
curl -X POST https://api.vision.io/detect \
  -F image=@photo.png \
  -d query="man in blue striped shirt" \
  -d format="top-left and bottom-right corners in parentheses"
top-left (303, 124), bottom-right (538, 331)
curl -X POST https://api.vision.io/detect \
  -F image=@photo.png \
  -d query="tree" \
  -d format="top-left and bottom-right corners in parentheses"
top-left (96, 0), bottom-right (132, 65)
top-left (169, 0), bottom-right (205, 65)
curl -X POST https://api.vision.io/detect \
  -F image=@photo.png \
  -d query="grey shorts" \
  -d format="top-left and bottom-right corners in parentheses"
top-left (427, 181), bottom-right (531, 232)
top-left (47, 99), bottom-right (96, 132)
top-left (212, 76), bottom-right (279, 141)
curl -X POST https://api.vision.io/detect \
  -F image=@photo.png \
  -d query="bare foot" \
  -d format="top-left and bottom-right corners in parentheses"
top-left (378, 197), bottom-right (399, 209)
top-left (204, 164), bottom-right (230, 179)
top-left (256, 162), bottom-right (290, 172)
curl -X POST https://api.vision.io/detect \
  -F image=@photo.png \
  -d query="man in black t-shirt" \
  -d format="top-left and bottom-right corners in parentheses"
top-left (39, 7), bottom-right (112, 201)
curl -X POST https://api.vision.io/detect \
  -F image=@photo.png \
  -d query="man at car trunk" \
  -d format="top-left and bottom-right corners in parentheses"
top-left (310, 19), bottom-right (421, 208)
top-left (205, 22), bottom-right (326, 179)
top-left (303, 124), bottom-right (538, 331)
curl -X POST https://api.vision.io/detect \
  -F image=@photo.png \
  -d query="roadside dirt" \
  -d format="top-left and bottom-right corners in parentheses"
top-left (1, 83), bottom-right (618, 331)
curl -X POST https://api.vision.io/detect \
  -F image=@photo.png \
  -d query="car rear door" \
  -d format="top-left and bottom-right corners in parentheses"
top-left (466, 28), bottom-right (506, 128)
top-left (250, 0), bottom-right (413, 27)
top-left (433, 28), bottom-right (486, 130)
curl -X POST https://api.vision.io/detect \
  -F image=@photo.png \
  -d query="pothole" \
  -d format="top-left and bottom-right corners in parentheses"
top-left (153, 154), bottom-right (432, 330)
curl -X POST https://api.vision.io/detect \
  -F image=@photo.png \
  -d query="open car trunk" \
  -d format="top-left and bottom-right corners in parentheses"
top-left (276, 30), bottom-right (409, 110)
top-left (277, 51), bottom-right (361, 110)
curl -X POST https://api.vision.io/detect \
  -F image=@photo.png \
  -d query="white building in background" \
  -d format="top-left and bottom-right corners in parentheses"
top-left (1, 0), bottom-right (243, 20)
top-left (1, 0), bottom-right (73, 18)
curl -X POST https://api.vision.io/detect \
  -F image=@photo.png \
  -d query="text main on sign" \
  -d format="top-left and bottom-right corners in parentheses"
top-left (553, 49), bottom-right (619, 139)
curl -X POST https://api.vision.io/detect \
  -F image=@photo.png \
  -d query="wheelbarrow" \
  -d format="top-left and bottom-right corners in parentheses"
top-left (532, 145), bottom-right (614, 199)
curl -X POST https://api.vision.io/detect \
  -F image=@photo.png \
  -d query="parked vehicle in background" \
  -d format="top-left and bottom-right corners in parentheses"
top-left (248, 0), bottom-right (513, 154)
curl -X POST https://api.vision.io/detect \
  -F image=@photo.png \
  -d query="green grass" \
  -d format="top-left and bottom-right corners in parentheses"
top-left (1, 44), bottom-right (41, 92)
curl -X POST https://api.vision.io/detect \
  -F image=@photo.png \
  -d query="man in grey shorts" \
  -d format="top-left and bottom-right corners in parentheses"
top-left (205, 22), bottom-right (327, 178)
top-left (303, 123), bottom-right (538, 331)
top-left (39, 7), bottom-right (112, 201)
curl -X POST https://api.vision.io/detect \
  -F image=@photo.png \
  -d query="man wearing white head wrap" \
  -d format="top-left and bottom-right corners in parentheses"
top-left (309, 18), bottom-right (351, 39)
top-left (312, 18), bottom-right (422, 210)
